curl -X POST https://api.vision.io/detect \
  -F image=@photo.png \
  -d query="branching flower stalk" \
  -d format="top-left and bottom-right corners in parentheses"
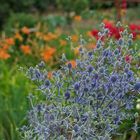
top-left (21, 23), bottom-right (140, 140)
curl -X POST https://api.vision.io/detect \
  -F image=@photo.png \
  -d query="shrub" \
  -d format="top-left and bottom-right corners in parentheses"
top-left (41, 15), bottom-right (67, 29)
top-left (56, 0), bottom-right (89, 14)
top-left (34, 0), bottom-right (56, 12)
top-left (0, 0), bottom-right (36, 29)
top-left (21, 23), bottom-right (140, 139)
top-left (4, 13), bottom-right (38, 34)
top-left (0, 62), bottom-right (32, 140)
top-left (0, 2), bottom-right (9, 28)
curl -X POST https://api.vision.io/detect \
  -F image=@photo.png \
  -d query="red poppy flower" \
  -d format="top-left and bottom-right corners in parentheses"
top-left (129, 24), bottom-right (138, 31)
top-left (91, 29), bottom-right (99, 39)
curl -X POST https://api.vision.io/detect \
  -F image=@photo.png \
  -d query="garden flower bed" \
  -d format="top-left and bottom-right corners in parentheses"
top-left (20, 23), bottom-right (140, 140)
top-left (0, 5), bottom-right (140, 140)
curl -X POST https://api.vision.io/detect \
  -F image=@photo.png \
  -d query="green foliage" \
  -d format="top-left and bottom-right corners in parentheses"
top-left (4, 13), bottom-right (68, 34)
top-left (0, 61), bottom-right (32, 140)
top-left (34, 0), bottom-right (56, 12)
top-left (4, 13), bottom-right (38, 33)
top-left (89, 0), bottom-right (113, 9)
top-left (41, 15), bottom-right (67, 29)
top-left (0, 2), bottom-right (10, 29)
top-left (56, 0), bottom-right (89, 14)
top-left (0, 0), bottom-right (35, 29)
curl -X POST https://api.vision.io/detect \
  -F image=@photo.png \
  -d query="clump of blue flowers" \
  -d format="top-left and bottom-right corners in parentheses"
top-left (21, 23), bottom-right (140, 140)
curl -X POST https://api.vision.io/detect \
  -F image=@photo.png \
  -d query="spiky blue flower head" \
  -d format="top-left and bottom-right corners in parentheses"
top-left (84, 87), bottom-right (89, 92)
top-left (118, 38), bottom-right (124, 46)
top-left (65, 91), bottom-right (70, 100)
top-left (28, 66), bottom-right (34, 73)
top-left (94, 73), bottom-right (99, 80)
top-left (134, 82), bottom-right (140, 91)
top-left (87, 65), bottom-right (94, 73)
top-left (124, 67), bottom-right (129, 73)
top-left (81, 113), bottom-right (88, 122)
top-left (127, 38), bottom-right (133, 46)
top-left (38, 61), bottom-right (45, 68)
top-left (67, 62), bottom-right (72, 69)
top-left (74, 82), bottom-right (80, 91)
top-left (44, 80), bottom-right (51, 88)
top-left (114, 48), bottom-right (120, 55)
top-left (102, 49), bottom-right (110, 57)
top-left (35, 69), bottom-right (41, 79)
top-left (73, 124), bottom-right (79, 132)
top-left (126, 70), bottom-right (133, 79)
top-left (114, 116), bottom-right (121, 125)
top-left (88, 51), bottom-right (93, 57)
top-left (36, 104), bottom-right (43, 112)
top-left (110, 74), bottom-right (118, 83)
top-left (79, 47), bottom-right (83, 53)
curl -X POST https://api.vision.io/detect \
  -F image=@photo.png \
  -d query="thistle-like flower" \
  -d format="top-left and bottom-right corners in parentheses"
top-left (21, 23), bottom-right (140, 140)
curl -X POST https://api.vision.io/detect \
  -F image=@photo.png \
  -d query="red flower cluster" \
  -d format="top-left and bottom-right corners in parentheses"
top-left (129, 24), bottom-right (140, 39)
top-left (91, 21), bottom-right (123, 40)
top-left (91, 29), bottom-right (99, 40)
top-left (121, 0), bottom-right (127, 9)
top-left (104, 21), bottom-right (123, 39)
top-left (91, 21), bottom-right (140, 40)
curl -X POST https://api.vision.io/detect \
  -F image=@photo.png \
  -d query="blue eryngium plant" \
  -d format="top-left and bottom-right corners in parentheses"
top-left (21, 24), bottom-right (140, 140)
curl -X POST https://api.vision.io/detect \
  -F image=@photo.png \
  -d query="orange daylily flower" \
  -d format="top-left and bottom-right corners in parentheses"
top-left (71, 35), bottom-right (78, 42)
top-left (74, 47), bottom-right (80, 55)
top-left (67, 60), bottom-right (77, 68)
top-left (49, 32), bottom-right (58, 39)
top-left (36, 32), bottom-right (43, 39)
top-left (0, 42), bottom-right (3, 46)
top-left (74, 15), bottom-right (82, 22)
top-left (5, 38), bottom-right (15, 46)
top-left (43, 35), bottom-right (51, 41)
top-left (47, 71), bottom-right (53, 79)
top-left (43, 32), bottom-right (57, 42)
top-left (3, 44), bottom-right (10, 50)
top-left (87, 43), bottom-right (96, 49)
top-left (60, 40), bottom-right (67, 46)
top-left (20, 45), bottom-right (31, 54)
top-left (14, 32), bottom-right (23, 41)
top-left (0, 48), bottom-right (10, 60)
top-left (21, 26), bottom-right (30, 34)
top-left (41, 47), bottom-right (56, 62)
top-left (86, 31), bottom-right (93, 37)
